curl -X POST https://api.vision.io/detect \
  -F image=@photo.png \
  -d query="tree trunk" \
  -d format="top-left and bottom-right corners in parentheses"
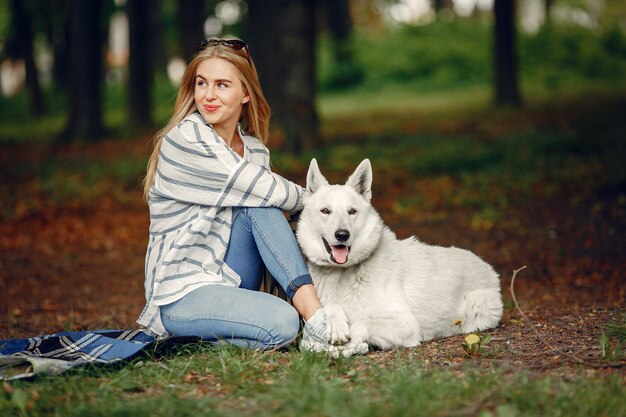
top-left (10, 0), bottom-right (44, 115)
top-left (246, 0), bottom-right (318, 154)
top-left (42, 0), bottom-right (69, 90)
top-left (544, 0), bottom-right (554, 25)
top-left (178, 0), bottom-right (206, 62)
top-left (493, 0), bottom-right (522, 107)
top-left (127, 0), bottom-right (154, 130)
top-left (148, 0), bottom-right (167, 76)
top-left (323, 0), bottom-right (362, 89)
top-left (434, 0), bottom-right (454, 13)
top-left (62, 0), bottom-right (104, 141)
top-left (282, 0), bottom-right (317, 153)
top-left (246, 0), bottom-right (282, 122)
top-left (325, 0), bottom-right (352, 38)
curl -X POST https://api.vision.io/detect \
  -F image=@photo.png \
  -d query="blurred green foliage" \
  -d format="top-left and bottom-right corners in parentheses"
top-left (1, 17), bottom-right (625, 142)
top-left (0, 0), bottom-right (8, 39)
top-left (521, 24), bottom-right (626, 89)
top-left (318, 20), bottom-right (626, 93)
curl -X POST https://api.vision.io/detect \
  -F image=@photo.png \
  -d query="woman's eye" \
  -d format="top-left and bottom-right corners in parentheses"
top-left (217, 82), bottom-right (228, 88)
top-left (196, 80), bottom-right (206, 87)
top-left (320, 208), bottom-right (330, 214)
top-left (348, 208), bottom-right (357, 215)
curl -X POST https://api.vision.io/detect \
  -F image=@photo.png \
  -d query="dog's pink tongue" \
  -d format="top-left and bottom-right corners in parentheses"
top-left (331, 246), bottom-right (349, 264)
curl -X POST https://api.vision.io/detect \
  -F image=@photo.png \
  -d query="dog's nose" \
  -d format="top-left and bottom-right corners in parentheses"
top-left (335, 229), bottom-right (350, 242)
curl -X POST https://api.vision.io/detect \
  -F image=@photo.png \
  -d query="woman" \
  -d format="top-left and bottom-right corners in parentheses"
top-left (137, 39), bottom-right (334, 352)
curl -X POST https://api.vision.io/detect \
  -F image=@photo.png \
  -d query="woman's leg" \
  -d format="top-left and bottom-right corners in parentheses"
top-left (160, 284), bottom-right (299, 350)
top-left (228, 207), bottom-right (313, 300)
top-left (160, 207), bottom-right (307, 350)
top-left (223, 208), bottom-right (266, 291)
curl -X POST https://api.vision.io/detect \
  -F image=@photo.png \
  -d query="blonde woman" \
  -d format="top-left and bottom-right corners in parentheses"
top-left (138, 39), bottom-right (342, 353)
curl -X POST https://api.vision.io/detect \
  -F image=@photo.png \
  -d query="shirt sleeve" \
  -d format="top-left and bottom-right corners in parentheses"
top-left (152, 118), bottom-right (304, 212)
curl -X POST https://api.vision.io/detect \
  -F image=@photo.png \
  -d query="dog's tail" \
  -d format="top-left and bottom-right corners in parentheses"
top-left (460, 288), bottom-right (503, 333)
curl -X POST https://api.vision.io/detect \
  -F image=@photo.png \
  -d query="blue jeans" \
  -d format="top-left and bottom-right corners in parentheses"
top-left (160, 207), bottom-right (312, 350)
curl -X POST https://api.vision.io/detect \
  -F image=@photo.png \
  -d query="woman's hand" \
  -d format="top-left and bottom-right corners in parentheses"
top-left (299, 308), bottom-right (368, 358)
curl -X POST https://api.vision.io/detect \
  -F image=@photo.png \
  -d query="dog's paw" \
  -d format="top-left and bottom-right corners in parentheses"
top-left (328, 341), bottom-right (369, 358)
top-left (324, 304), bottom-right (351, 345)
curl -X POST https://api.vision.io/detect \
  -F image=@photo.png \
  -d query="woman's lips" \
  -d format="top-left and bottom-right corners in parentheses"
top-left (204, 105), bottom-right (219, 112)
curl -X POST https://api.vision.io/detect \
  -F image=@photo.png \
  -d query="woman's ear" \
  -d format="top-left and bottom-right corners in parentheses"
top-left (242, 96), bottom-right (250, 104)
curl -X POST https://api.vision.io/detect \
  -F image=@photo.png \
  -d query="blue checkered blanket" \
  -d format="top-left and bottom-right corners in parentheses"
top-left (0, 329), bottom-right (158, 380)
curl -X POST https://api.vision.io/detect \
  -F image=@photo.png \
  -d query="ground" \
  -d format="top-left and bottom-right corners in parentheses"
top-left (0, 116), bottom-right (624, 376)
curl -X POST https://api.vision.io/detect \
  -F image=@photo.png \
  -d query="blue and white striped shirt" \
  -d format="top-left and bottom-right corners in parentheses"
top-left (137, 112), bottom-right (304, 336)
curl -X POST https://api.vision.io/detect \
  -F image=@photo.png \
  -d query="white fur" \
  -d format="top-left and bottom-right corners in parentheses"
top-left (297, 159), bottom-right (503, 351)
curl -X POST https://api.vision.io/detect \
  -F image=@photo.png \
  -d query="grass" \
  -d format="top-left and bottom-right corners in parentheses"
top-left (0, 151), bottom-right (147, 221)
top-left (2, 344), bottom-right (625, 417)
top-left (599, 315), bottom-right (626, 362)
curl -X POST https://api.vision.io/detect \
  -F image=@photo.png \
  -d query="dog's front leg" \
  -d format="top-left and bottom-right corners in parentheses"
top-left (347, 321), bottom-right (369, 346)
top-left (324, 304), bottom-right (351, 345)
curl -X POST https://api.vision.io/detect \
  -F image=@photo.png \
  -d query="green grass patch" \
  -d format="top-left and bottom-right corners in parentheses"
top-left (1, 345), bottom-right (624, 417)
top-left (36, 156), bottom-right (147, 204)
top-left (599, 314), bottom-right (626, 362)
top-left (0, 151), bottom-right (147, 220)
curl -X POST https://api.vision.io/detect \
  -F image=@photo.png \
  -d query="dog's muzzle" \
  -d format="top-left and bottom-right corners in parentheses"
top-left (323, 234), bottom-right (351, 265)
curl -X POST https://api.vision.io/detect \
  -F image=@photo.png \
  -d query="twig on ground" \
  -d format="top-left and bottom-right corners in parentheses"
top-left (509, 266), bottom-right (624, 369)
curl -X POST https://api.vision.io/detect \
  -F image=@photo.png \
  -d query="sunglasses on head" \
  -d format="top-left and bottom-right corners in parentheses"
top-left (196, 39), bottom-right (250, 63)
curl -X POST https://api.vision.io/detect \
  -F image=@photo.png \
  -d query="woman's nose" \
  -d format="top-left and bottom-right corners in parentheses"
top-left (204, 85), bottom-right (217, 100)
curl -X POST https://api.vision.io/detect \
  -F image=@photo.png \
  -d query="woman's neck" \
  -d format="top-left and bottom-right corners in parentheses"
top-left (213, 123), bottom-right (237, 147)
top-left (214, 123), bottom-right (243, 157)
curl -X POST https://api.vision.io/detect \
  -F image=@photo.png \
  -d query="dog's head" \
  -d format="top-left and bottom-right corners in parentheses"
top-left (296, 159), bottom-right (383, 268)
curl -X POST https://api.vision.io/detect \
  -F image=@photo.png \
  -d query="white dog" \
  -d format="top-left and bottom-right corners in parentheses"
top-left (297, 159), bottom-right (503, 351)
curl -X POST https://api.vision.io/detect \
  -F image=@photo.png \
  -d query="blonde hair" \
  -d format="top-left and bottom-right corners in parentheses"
top-left (143, 41), bottom-right (271, 201)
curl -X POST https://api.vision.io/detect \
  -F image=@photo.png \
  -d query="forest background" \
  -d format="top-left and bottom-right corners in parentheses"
top-left (0, 1), bottom-right (625, 416)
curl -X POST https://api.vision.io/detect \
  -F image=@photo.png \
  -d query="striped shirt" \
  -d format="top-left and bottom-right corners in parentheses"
top-left (137, 112), bottom-right (304, 336)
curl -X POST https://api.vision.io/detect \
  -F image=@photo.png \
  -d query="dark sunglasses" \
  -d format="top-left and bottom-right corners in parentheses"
top-left (196, 39), bottom-right (250, 63)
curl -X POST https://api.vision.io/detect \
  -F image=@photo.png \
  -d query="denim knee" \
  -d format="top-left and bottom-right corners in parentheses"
top-left (264, 303), bottom-right (300, 350)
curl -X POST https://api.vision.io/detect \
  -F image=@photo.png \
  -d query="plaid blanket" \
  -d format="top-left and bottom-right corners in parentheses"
top-left (0, 329), bottom-right (158, 380)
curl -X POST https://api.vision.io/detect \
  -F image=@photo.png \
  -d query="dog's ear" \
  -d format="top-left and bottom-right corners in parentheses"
top-left (346, 159), bottom-right (373, 201)
top-left (306, 158), bottom-right (329, 194)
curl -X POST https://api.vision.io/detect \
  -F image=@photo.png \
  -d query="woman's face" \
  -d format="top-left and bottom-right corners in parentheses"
top-left (194, 57), bottom-right (249, 132)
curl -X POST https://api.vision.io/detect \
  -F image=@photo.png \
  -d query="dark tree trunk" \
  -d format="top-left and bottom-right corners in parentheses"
top-left (246, 0), bottom-right (318, 154)
top-left (325, 0), bottom-right (352, 38)
top-left (42, 0), bottom-right (69, 90)
top-left (246, 0), bottom-right (281, 111)
top-left (62, 0), bottom-right (104, 141)
top-left (127, 0), bottom-right (154, 130)
top-left (493, 0), bottom-right (522, 107)
top-left (178, 0), bottom-right (206, 62)
top-left (322, 0), bottom-right (362, 89)
top-left (434, 0), bottom-right (454, 13)
top-left (10, 0), bottom-right (44, 115)
top-left (148, 0), bottom-right (167, 75)
top-left (544, 0), bottom-right (554, 25)
top-left (282, 0), bottom-right (317, 153)
top-left (207, 0), bottom-right (220, 15)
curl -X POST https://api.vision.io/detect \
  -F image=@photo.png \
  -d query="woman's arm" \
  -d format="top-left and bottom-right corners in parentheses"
top-left (152, 117), bottom-right (303, 211)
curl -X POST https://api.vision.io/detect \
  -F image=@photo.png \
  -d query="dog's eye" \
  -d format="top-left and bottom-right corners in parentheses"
top-left (320, 208), bottom-right (330, 214)
top-left (348, 208), bottom-right (357, 215)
